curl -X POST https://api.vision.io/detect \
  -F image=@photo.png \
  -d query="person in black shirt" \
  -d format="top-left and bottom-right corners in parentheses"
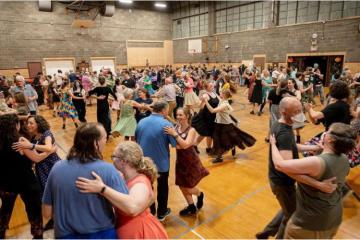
top-left (134, 88), bottom-right (153, 123)
top-left (122, 72), bottom-right (136, 89)
top-left (257, 97), bottom-right (338, 239)
top-left (88, 76), bottom-right (117, 138)
top-left (310, 67), bottom-right (325, 105)
top-left (306, 81), bottom-right (352, 131)
top-left (0, 114), bottom-right (43, 239)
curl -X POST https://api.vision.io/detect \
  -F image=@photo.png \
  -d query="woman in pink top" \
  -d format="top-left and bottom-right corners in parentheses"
top-left (184, 73), bottom-right (200, 114)
top-left (76, 141), bottom-right (168, 239)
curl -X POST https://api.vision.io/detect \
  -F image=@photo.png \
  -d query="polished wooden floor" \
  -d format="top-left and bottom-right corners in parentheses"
top-left (7, 89), bottom-right (360, 239)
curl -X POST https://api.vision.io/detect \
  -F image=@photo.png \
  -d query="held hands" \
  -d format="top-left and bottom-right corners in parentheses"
top-left (12, 137), bottom-right (32, 151)
top-left (163, 126), bottom-right (177, 137)
top-left (269, 134), bottom-right (276, 145)
top-left (318, 177), bottom-right (337, 194)
top-left (304, 103), bottom-right (313, 111)
top-left (97, 95), bottom-right (106, 100)
top-left (76, 171), bottom-right (105, 193)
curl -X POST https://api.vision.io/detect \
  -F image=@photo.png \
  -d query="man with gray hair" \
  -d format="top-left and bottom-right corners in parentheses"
top-left (257, 97), bottom-right (337, 239)
top-left (135, 100), bottom-right (176, 221)
top-left (10, 75), bottom-right (38, 115)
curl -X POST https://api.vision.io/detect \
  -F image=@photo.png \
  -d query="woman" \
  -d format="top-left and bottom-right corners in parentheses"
top-left (174, 70), bottom-right (185, 115)
top-left (88, 76), bottom-right (117, 138)
top-left (70, 79), bottom-right (86, 122)
top-left (134, 88), bottom-right (153, 123)
top-left (305, 81), bottom-right (352, 131)
top-left (111, 79), bottom-right (125, 121)
top-left (0, 114), bottom-right (43, 239)
top-left (49, 80), bottom-right (60, 116)
top-left (203, 89), bottom-right (256, 163)
top-left (58, 81), bottom-right (79, 129)
top-left (112, 88), bottom-right (144, 141)
top-left (183, 73), bottom-right (200, 114)
top-left (164, 108), bottom-right (209, 215)
top-left (42, 123), bottom-right (128, 239)
top-left (250, 72), bottom-right (263, 116)
top-left (220, 74), bottom-right (236, 105)
top-left (192, 80), bottom-right (219, 154)
top-left (75, 141), bottom-right (168, 239)
top-left (143, 70), bottom-right (155, 95)
top-left (259, 69), bottom-right (274, 114)
top-left (270, 122), bottom-right (356, 238)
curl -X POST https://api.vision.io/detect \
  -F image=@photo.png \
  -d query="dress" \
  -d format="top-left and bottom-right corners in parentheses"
top-left (112, 101), bottom-right (137, 137)
top-left (116, 174), bottom-right (168, 239)
top-left (250, 79), bottom-right (263, 104)
top-left (212, 100), bottom-right (256, 155)
top-left (175, 127), bottom-right (209, 188)
top-left (184, 78), bottom-right (200, 106)
top-left (32, 130), bottom-right (61, 194)
top-left (58, 91), bottom-right (78, 119)
top-left (191, 92), bottom-right (219, 137)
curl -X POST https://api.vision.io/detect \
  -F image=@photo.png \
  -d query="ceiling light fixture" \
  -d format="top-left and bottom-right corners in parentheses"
top-left (119, 0), bottom-right (133, 4)
top-left (155, 3), bottom-right (167, 8)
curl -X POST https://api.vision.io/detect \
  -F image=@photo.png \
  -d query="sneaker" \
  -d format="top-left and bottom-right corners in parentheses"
top-left (179, 204), bottom-right (197, 216)
top-left (255, 231), bottom-right (269, 239)
top-left (212, 157), bottom-right (223, 163)
top-left (250, 111), bottom-right (255, 115)
top-left (196, 192), bottom-right (204, 210)
top-left (157, 208), bottom-right (171, 221)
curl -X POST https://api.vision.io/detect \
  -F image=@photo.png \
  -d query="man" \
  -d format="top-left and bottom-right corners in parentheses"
top-left (311, 64), bottom-right (325, 105)
top-left (135, 100), bottom-right (176, 221)
top-left (68, 70), bottom-right (77, 84)
top-left (155, 77), bottom-right (179, 121)
top-left (10, 76), bottom-right (38, 115)
top-left (256, 97), bottom-right (337, 239)
top-left (122, 71), bottom-right (136, 89)
top-left (42, 123), bottom-right (128, 238)
top-left (55, 70), bottom-right (63, 88)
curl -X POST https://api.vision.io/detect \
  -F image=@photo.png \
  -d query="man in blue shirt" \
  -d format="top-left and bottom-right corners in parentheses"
top-left (42, 123), bottom-right (128, 238)
top-left (135, 100), bottom-right (176, 221)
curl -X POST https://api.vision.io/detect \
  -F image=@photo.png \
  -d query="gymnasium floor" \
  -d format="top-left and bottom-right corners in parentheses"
top-left (8, 89), bottom-right (360, 239)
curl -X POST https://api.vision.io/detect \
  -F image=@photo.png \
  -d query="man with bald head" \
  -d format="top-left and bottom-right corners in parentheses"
top-left (257, 97), bottom-right (337, 239)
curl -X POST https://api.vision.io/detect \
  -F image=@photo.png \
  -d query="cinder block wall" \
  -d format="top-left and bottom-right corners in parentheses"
top-left (0, 1), bottom-right (172, 69)
top-left (173, 17), bottom-right (360, 64)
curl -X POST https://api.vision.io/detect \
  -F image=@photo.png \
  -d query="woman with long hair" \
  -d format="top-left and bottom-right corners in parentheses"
top-left (76, 141), bottom-right (168, 239)
top-left (70, 79), bottom-right (86, 122)
top-left (58, 81), bottom-right (79, 129)
top-left (0, 114), bottom-right (43, 239)
top-left (270, 122), bottom-right (356, 238)
top-left (203, 89), bottom-right (256, 163)
top-left (164, 108), bottom-right (209, 215)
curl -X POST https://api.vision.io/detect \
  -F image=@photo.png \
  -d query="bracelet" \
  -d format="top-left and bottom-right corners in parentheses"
top-left (30, 144), bottom-right (36, 150)
top-left (100, 186), bottom-right (106, 194)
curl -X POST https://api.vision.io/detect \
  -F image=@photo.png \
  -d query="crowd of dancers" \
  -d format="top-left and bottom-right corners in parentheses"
top-left (0, 62), bottom-right (359, 239)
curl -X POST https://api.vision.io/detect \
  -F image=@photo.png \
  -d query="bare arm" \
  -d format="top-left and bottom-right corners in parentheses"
top-left (42, 204), bottom-right (53, 220)
top-left (76, 172), bottom-right (151, 217)
top-left (164, 127), bottom-right (196, 149)
top-left (205, 100), bottom-right (227, 113)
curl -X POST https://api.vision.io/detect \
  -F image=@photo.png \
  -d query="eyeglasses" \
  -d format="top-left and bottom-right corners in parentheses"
top-left (111, 155), bottom-right (122, 161)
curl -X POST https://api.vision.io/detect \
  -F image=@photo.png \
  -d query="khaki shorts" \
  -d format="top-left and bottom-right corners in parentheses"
top-left (285, 218), bottom-right (339, 239)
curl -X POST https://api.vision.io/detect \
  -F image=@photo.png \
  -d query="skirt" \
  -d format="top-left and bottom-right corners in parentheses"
top-left (212, 123), bottom-right (256, 156)
top-left (175, 147), bottom-right (209, 188)
top-left (191, 109), bottom-right (216, 137)
top-left (184, 91), bottom-right (200, 106)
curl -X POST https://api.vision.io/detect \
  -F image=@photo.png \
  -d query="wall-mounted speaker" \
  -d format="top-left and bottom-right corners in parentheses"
top-left (38, 0), bottom-right (52, 12)
top-left (101, 2), bottom-right (115, 17)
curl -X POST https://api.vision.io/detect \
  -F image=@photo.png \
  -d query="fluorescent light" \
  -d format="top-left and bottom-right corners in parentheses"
top-left (119, 0), bottom-right (133, 4)
top-left (155, 3), bottom-right (167, 8)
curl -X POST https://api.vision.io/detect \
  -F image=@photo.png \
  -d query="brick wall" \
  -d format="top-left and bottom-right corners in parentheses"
top-left (173, 17), bottom-right (360, 64)
top-left (0, 1), bottom-right (172, 69)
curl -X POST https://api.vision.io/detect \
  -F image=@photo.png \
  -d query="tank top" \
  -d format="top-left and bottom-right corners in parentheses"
top-left (292, 152), bottom-right (350, 230)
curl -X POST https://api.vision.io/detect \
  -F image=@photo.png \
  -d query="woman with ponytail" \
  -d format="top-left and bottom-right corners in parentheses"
top-left (76, 141), bottom-right (168, 239)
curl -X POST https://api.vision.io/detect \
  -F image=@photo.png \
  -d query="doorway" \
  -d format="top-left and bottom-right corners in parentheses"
top-left (287, 55), bottom-right (344, 86)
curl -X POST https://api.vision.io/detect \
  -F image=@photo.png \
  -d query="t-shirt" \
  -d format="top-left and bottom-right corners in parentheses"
top-left (134, 97), bottom-right (153, 123)
top-left (122, 78), bottom-right (136, 89)
top-left (267, 89), bottom-right (282, 105)
top-left (321, 100), bottom-right (351, 130)
top-left (135, 114), bottom-right (176, 172)
top-left (268, 121), bottom-right (298, 186)
top-left (42, 159), bottom-right (128, 238)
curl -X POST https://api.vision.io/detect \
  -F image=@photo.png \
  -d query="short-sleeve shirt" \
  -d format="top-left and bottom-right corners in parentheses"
top-left (321, 100), bottom-right (351, 130)
top-left (42, 159), bottom-right (128, 238)
top-left (135, 114), bottom-right (176, 172)
top-left (267, 89), bottom-right (282, 105)
top-left (268, 121), bottom-right (298, 186)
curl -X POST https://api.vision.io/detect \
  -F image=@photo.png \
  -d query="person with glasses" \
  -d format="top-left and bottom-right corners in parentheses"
top-left (42, 123), bottom-right (128, 239)
top-left (76, 141), bottom-right (168, 239)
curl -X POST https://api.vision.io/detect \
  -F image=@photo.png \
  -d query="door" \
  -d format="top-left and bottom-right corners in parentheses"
top-left (28, 62), bottom-right (42, 78)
